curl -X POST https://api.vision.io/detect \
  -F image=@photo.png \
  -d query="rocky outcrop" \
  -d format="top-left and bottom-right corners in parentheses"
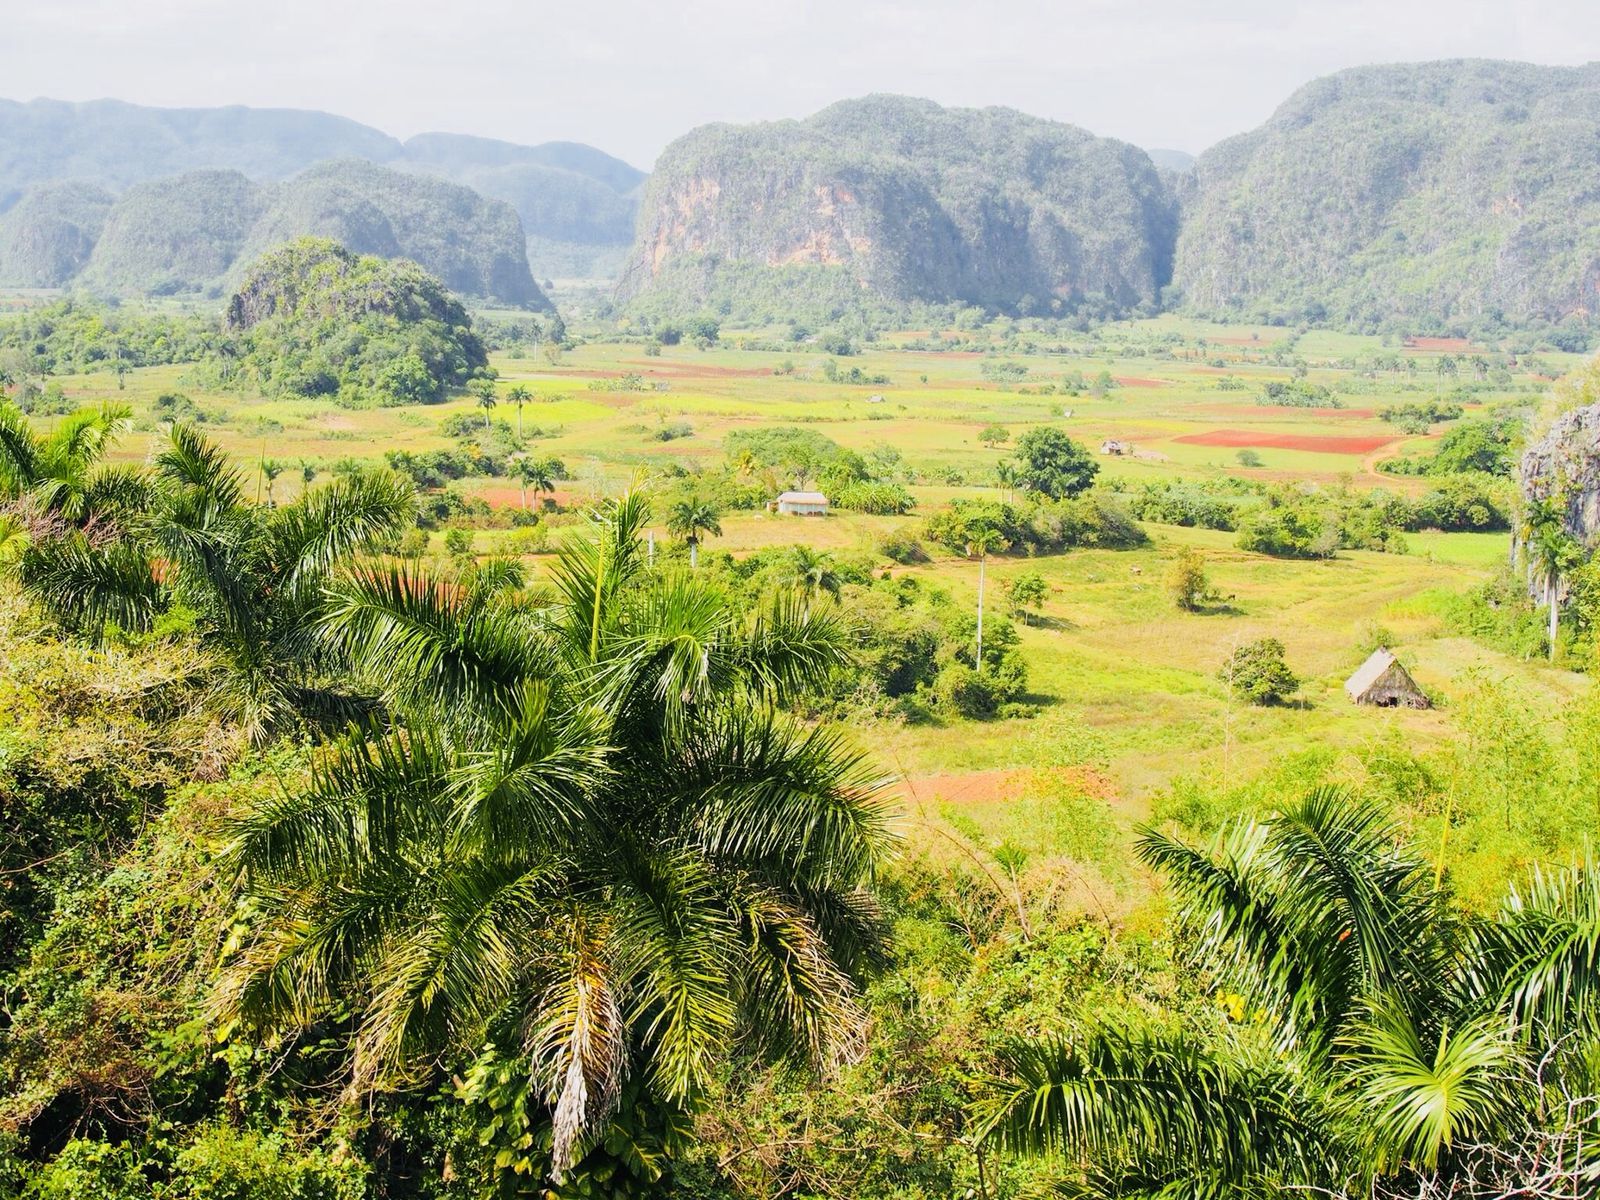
top-left (617, 95), bottom-right (1178, 318)
top-left (1520, 403), bottom-right (1600, 551)
top-left (1174, 60), bottom-right (1600, 330)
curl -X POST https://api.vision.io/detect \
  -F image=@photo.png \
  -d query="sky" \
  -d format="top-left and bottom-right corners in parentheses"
top-left (5, 0), bottom-right (1600, 170)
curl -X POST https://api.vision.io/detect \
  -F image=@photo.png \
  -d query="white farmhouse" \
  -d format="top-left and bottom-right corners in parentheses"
top-left (775, 491), bottom-right (829, 516)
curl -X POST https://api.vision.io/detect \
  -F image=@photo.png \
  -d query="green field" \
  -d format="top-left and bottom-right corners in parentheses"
top-left (32, 312), bottom-right (1588, 861)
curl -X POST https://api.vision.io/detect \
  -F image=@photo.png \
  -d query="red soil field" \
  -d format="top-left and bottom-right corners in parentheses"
top-left (1173, 430), bottom-right (1397, 454)
top-left (1404, 336), bottom-right (1477, 352)
top-left (474, 485), bottom-right (581, 510)
top-left (620, 360), bottom-right (774, 379)
top-left (1113, 376), bottom-right (1167, 388)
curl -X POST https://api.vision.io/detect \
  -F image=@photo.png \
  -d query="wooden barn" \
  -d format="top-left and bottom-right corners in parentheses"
top-left (1344, 648), bottom-right (1430, 708)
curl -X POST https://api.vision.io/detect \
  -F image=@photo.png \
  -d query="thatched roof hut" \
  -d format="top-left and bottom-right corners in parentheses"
top-left (1345, 648), bottom-right (1429, 708)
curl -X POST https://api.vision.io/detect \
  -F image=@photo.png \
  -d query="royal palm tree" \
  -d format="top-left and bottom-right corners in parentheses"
top-left (507, 384), bottom-right (532, 439)
top-left (1524, 498), bottom-right (1581, 662)
top-left (788, 546), bottom-right (841, 605)
top-left (260, 457), bottom-right (284, 506)
top-left (667, 497), bottom-right (722, 568)
top-left (9, 421), bottom-right (415, 744)
top-left (965, 526), bottom-right (1009, 672)
top-left (474, 382), bottom-right (499, 430)
top-left (217, 492), bottom-right (892, 1184)
top-left (977, 789), bottom-right (1600, 1195)
top-left (516, 457), bottom-right (556, 510)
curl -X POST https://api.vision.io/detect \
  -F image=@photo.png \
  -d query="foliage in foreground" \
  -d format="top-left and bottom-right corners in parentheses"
top-left (979, 788), bottom-right (1600, 1197)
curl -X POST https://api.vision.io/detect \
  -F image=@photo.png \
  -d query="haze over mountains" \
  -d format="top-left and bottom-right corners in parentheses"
top-left (2, 59), bottom-right (1599, 334)
top-left (0, 96), bottom-right (644, 294)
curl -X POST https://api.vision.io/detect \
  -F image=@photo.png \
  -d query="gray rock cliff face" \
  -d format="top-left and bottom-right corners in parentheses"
top-left (1521, 404), bottom-right (1600, 550)
top-left (618, 95), bottom-right (1177, 316)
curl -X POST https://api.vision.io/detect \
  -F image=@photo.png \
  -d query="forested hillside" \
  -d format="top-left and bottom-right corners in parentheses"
top-left (1174, 59), bottom-right (1600, 337)
top-left (399, 133), bottom-right (643, 277)
top-left (617, 95), bottom-right (1178, 322)
top-left (0, 162), bottom-right (550, 307)
top-left (0, 97), bottom-right (644, 284)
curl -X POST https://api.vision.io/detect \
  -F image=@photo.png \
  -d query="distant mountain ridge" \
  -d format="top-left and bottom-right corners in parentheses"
top-left (0, 96), bottom-right (643, 283)
top-left (7, 64), bottom-right (1600, 332)
top-left (1, 160), bottom-right (552, 308)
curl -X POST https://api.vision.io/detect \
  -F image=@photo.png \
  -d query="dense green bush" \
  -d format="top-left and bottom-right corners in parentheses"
top-left (1218, 637), bottom-right (1300, 704)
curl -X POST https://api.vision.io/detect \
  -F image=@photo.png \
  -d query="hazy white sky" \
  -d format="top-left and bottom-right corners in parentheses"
top-left (6, 0), bottom-right (1599, 169)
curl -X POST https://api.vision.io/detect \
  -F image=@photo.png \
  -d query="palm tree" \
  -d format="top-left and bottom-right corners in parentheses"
top-left (667, 497), bottom-right (722, 568)
top-left (995, 461), bottom-right (1019, 504)
top-left (217, 492), bottom-right (892, 1186)
top-left (965, 526), bottom-right (1009, 672)
top-left (516, 457), bottom-right (556, 510)
top-left (8, 420), bottom-right (415, 744)
top-left (977, 789), bottom-right (1600, 1195)
top-left (787, 546), bottom-right (841, 605)
top-left (260, 458), bottom-right (284, 507)
top-left (1524, 498), bottom-right (1581, 662)
top-left (0, 400), bottom-right (140, 525)
top-left (474, 382), bottom-right (499, 430)
top-left (507, 384), bottom-right (532, 440)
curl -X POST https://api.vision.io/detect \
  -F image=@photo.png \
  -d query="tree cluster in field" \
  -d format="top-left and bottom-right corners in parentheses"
top-left (1379, 412), bottom-right (1523, 477)
top-left (1257, 379), bottom-right (1342, 408)
top-left (1121, 472), bottom-right (1512, 552)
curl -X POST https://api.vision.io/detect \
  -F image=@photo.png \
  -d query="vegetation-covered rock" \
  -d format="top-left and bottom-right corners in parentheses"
top-left (223, 238), bottom-right (489, 404)
top-left (22, 160), bottom-right (549, 307)
top-left (0, 182), bottom-right (114, 287)
top-left (1175, 60), bottom-right (1600, 334)
top-left (77, 170), bottom-right (269, 296)
top-left (236, 159), bottom-right (549, 307)
top-left (618, 94), bottom-right (1178, 321)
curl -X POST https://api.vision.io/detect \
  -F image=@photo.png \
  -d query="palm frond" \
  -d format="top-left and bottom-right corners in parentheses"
top-left (975, 1022), bottom-right (1343, 1193)
top-left (17, 533), bottom-right (160, 635)
top-left (318, 562), bottom-right (549, 727)
top-left (525, 905), bottom-right (629, 1178)
top-left (606, 839), bottom-right (738, 1105)
top-left (1471, 858), bottom-right (1600, 1039)
top-left (270, 468), bottom-right (416, 596)
top-left (1339, 992), bottom-right (1525, 1172)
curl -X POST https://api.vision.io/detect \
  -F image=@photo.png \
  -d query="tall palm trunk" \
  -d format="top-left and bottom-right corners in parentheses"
top-left (689, 537), bottom-right (698, 569)
top-left (1549, 574), bottom-right (1560, 662)
top-left (976, 553), bottom-right (986, 673)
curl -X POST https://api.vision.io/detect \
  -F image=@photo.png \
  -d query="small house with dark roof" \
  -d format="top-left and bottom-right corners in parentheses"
top-left (1345, 648), bottom-right (1429, 708)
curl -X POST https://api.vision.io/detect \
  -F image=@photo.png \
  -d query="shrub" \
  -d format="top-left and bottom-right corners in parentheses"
top-left (834, 481), bottom-right (914, 515)
top-left (1219, 637), bottom-right (1299, 704)
top-left (444, 528), bottom-right (475, 558)
top-left (1166, 547), bottom-right (1211, 611)
top-left (931, 663), bottom-right (1004, 718)
top-left (1006, 572), bottom-right (1048, 622)
top-left (877, 531), bottom-right (929, 564)
top-left (1236, 506), bottom-right (1334, 559)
